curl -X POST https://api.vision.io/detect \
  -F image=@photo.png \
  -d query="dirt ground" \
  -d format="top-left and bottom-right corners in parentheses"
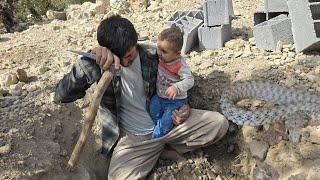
top-left (1, 0), bottom-right (320, 179)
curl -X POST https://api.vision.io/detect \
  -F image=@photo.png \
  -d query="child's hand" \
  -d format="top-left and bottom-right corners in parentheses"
top-left (165, 86), bottom-right (178, 100)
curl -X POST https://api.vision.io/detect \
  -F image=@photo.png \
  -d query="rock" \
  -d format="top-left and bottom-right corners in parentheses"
top-left (299, 142), bottom-right (320, 159)
top-left (280, 53), bottom-right (288, 61)
top-left (269, 54), bottom-right (282, 60)
top-left (225, 39), bottom-right (245, 50)
top-left (202, 50), bottom-right (216, 58)
top-left (8, 128), bottom-right (18, 135)
top-left (301, 126), bottom-right (320, 143)
top-left (0, 143), bottom-right (11, 155)
top-left (307, 167), bottom-right (320, 180)
top-left (0, 88), bottom-right (8, 96)
top-left (251, 161), bottom-right (279, 180)
top-left (9, 82), bottom-right (23, 91)
top-left (242, 126), bottom-right (258, 143)
top-left (283, 44), bottom-right (293, 49)
top-left (314, 65), bottom-right (320, 75)
top-left (248, 65), bottom-right (255, 70)
top-left (234, 51), bottom-right (243, 58)
top-left (93, 0), bottom-right (109, 15)
top-left (52, 25), bottom-right (64, 31)
top-left (207, 171), bottom-right (216, 179)
top-left (66, 2), bottom-right (99, 20)
top-left (1, 72), bottom-right (18, 87)
top-left (276, 41), bottom-right (283, 53)
top-left (110, 0), bottom-right (130, 15)
top-left (148, 1), bottom-right (160, 11)
top-left (249, 38), bottom-right (256, 45)
top-left (26, 84), bottom-right (38, 93)
top-left (306, 72), bottom-right (320, 83)
top-left (38, 66), bottom-right (50, 74)
top-left (46, 10), bottom-right (67, 20)
top-left (249, 140), bottom-right (269, 161)
top-left (266, 141), bottom-right (303, 177)
top-left (16, 69), bottom-right (28, 82)
top-left (288, 52), bottom-right (295, 58)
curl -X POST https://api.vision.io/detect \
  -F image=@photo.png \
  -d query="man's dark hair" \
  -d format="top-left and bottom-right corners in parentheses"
top-left (97, 15), bottom-right (138, 59)
top-left (158, 27), bottom-right (183, 52)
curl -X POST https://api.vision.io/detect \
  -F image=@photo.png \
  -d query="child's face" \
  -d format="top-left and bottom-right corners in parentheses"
top-left (156, 40), bottom-right (180, 63)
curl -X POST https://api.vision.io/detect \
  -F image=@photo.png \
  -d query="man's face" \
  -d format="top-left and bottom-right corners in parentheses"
top-left (121, 45), bottom-right (138, 67)
top-left (157, 40), bottom-right (180, 63)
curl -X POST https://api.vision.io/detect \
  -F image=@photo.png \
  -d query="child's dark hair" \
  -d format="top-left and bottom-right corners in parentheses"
top-left (97, 15), bottom-right (138, 59)
top-left (158, 27), bottom-right (183, 52)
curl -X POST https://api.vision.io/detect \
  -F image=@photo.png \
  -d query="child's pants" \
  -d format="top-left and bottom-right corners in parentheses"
top-left (150, 94), bottom-right (187, 138)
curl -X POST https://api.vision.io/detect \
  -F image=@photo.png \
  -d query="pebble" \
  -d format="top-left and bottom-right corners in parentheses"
top-left (16, 69), bottom-right (28, 82)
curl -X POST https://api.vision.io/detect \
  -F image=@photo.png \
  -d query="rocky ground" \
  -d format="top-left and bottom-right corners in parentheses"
top-left (1, 0), bottom-right (320, 179)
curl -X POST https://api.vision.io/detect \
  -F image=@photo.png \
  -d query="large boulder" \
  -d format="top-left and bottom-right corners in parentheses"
top-left (66, 1), bottom-right (109, 20)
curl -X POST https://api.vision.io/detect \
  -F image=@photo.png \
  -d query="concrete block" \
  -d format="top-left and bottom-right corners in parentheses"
top-left (253, 14), bottom-right (294, 51)
top-left (265, 0), bottom-right (289, 12)
top-left (186, 10), bottom-right (204, 20)
top-left (167, 10), bottom-right (203, 26)
top-left (172, 16), bottom-right (203, 54)
top-left (253, 5), bottom-right (289, 25)
top-left (198, 24), bottom-right (231, 50)
top-left (203, 0), bottom-right (234, 26)
top-left (288, 0), bottom-right (320, 52)
top-left (167, 11), bottom-right (187, 26)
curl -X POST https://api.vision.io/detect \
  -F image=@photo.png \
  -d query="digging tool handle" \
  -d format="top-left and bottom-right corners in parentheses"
top-left (67, 71), bottom-right (114, 170)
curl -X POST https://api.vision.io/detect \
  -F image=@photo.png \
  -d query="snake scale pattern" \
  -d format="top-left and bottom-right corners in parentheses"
top-left (220, 81), bottom-right (320, 126)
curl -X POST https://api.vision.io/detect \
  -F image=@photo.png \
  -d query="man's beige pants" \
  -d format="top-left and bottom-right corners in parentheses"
top-left (108, 109), bottom-right (229, 179)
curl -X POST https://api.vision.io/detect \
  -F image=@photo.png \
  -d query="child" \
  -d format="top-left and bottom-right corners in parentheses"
top-left (150, 27), bottom-right (194, 138)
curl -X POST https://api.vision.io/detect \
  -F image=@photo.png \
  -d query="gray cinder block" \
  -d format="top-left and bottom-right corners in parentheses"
top-left (172, 16), bottom-right (203, 54)
top-left (265, 0), bottom-right (288, 13)
top-left (253, 14), bottom-right (294, 51)
top-left (203, 0), bottom-right (234, 26)
top-left (198, 24), bottom-right (231, 50)
top-left (186, 10), bottom-right (204, 20)
top-left (288, 0), bottom-right (320, 52)
top-left (253, 5), bottom-right (289, 25)
top-left (167, 11), bottom-right (187, 26)
top-left (167, 10), bottom-right (203, 26)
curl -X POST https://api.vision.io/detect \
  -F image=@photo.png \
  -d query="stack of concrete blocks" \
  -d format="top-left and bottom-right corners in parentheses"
top-left (167, 10), bottom-right (204, 54)
top-left (198, 0), bottom-right (233, 50)
top-left (253, 0), bottom-right (294, 51)
top-left (253, 0), bottom-right (289, 25)
top-left (287, 0), bottom-right (320, 52)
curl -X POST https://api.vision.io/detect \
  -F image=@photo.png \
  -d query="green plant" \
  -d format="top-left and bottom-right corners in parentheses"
top-left (12, 0), bottom-right (95, 22)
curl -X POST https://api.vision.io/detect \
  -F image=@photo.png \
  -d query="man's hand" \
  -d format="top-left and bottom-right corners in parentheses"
top-left (172, 104), bottom-right (190, 125)
top-left (91, 46), bottom-right (121, 70)
top-left (165, 86), bottom-right (178, 100)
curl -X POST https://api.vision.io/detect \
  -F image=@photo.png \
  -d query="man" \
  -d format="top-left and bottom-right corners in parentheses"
top-left (54, 15), bottom-right (229, 179)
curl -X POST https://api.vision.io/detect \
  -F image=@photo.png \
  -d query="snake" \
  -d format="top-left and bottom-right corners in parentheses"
top-left (220, 80), bottom-right (320, 126)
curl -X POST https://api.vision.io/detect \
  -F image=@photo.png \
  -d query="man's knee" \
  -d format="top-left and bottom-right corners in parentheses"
top-left (206, 111), bottom-right (229, 132)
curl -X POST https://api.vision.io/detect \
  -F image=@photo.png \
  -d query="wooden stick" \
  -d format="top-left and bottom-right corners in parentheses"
top-left (67, 71), bottom-right (114, 170)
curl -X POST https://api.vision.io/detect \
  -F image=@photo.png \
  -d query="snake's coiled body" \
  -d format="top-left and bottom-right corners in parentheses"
top-left (220, 81), bottom-right (320, 126)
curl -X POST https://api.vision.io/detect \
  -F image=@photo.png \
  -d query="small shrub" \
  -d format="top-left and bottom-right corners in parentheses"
top-left (12, 0), bottom-right (95, 22)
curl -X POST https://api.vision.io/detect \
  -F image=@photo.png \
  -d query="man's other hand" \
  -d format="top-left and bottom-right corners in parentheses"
top-left (91, 46), bottom-right (121, 70)
top-left (172, 104), bottom-right (190, 125)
